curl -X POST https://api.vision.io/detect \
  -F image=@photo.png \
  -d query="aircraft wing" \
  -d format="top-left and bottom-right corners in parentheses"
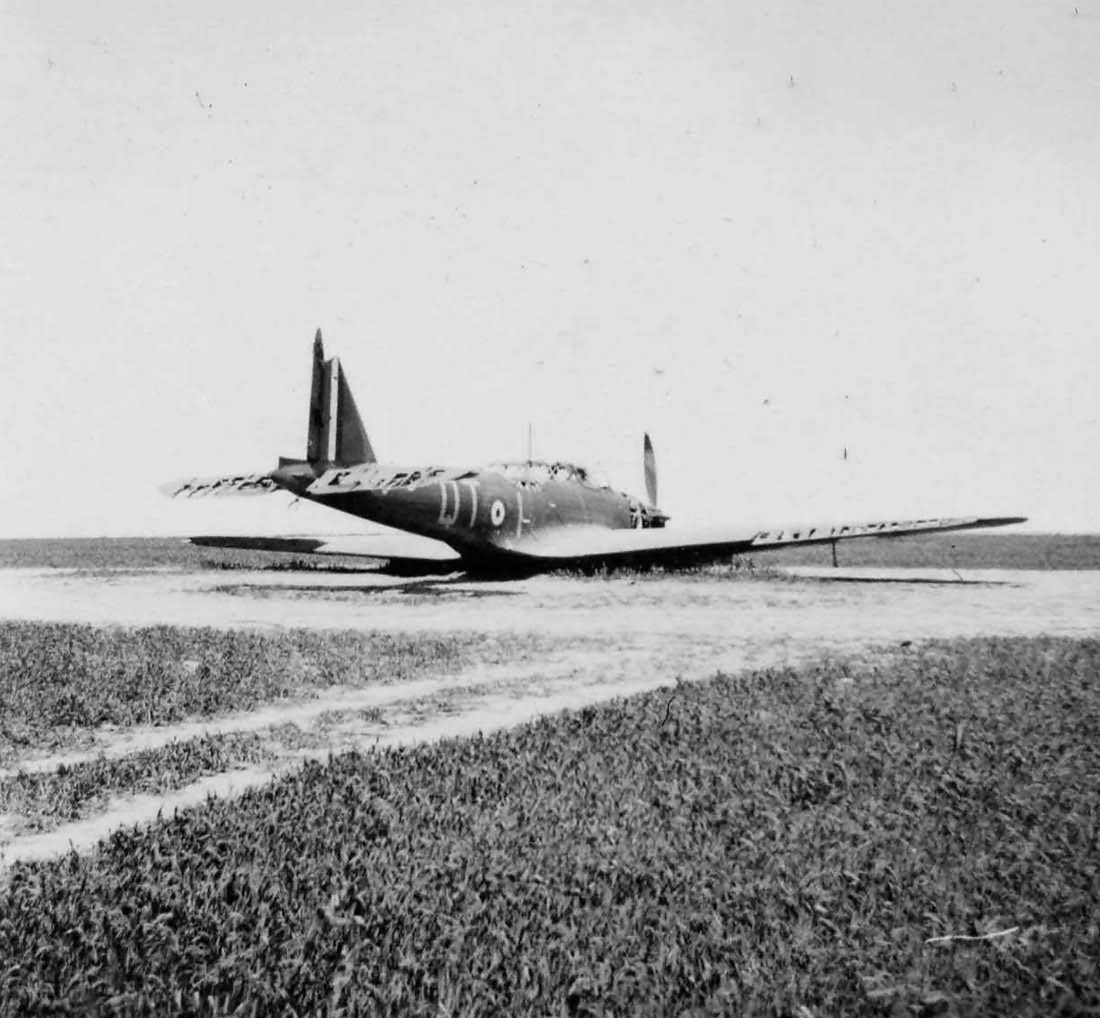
top-left (507, 515), bottom-right (1027, 571)
top-left (160, 473), bottom-right (278, 497)
top-left (188, 532), bottom-right (462, 576)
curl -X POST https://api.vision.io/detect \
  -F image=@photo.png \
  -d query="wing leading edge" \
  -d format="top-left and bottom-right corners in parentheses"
top-left (504, 515), bottom-right (1027, 571)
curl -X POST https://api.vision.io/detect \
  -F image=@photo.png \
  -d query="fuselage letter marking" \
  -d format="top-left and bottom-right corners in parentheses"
top-left (439, 481), bottom-right (462, 527)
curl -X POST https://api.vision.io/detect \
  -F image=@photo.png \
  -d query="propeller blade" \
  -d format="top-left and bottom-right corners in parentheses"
top-left (643, 432), bottom-right (658, 506)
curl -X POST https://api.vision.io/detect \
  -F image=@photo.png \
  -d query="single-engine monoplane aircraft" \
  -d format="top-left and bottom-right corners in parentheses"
top-left (163, 330), bottom-right (1025, 577)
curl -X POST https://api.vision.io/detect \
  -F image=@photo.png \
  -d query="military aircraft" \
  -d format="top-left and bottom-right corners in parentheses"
top-left (162, 330), bottom-right (1025, 577)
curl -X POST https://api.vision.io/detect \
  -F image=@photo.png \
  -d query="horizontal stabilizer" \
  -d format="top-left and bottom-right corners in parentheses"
top-left (160, 473), bottom-right (277, 498)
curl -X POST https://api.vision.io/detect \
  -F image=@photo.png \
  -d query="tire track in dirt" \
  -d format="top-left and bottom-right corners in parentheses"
top-left (0, 634), bottom-right (841, 871)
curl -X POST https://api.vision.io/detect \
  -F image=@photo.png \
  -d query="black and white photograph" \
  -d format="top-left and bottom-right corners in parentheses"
top-left (1, 0), bottom-right (1098, 1012)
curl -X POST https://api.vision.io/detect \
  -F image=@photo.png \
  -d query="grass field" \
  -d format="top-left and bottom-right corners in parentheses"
top-left (0, 537), bottom-right (376, 572)
top-left (749, 532), bottom-right (1100, 571)
top-left (3, 532), bottom-right (1100, 571)
top-left (0, 622), bottom-right (519, 764)
top-left (2, 636), bottom-right (1097, 1015)
top-left (0, 732), bottom-right (273, 833)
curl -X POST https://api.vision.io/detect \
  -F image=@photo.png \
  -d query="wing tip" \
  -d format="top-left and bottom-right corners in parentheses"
top-left (973, 515), bottom-right (1028, 528)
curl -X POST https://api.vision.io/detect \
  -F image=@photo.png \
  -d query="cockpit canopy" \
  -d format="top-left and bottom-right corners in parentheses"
top-left (486, 460), bottom-right (610, 488)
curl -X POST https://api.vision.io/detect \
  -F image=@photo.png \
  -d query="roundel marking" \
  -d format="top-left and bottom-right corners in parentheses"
top-left (490, 499), bottom-right (506, 527)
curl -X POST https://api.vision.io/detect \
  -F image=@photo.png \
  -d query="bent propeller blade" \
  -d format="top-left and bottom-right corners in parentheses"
top-left (643, 432), bottom-right (657, 507)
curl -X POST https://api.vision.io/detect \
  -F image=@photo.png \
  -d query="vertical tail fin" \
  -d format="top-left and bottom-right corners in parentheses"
top-left (305, 329), bottom-right (376, 466)
top-left (306, 330), bottom-right (327, 463)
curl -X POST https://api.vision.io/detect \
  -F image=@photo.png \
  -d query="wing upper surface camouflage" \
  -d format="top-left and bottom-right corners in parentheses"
top-left (746, 515), bottom-right (1026, 548)
top-left (160, 473), bottom-right (278, 498)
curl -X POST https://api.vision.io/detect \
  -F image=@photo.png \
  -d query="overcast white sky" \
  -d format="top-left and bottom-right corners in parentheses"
top-left (2, 0), bottom-right (1098, 537)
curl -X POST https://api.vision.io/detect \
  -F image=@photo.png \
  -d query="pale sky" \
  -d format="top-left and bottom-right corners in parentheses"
top-left (2, 0), bottom-right (1098, 537)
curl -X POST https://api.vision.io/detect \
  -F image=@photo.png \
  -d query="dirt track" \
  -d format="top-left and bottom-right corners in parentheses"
top-left (3, 564), bottom-right (1099, 636)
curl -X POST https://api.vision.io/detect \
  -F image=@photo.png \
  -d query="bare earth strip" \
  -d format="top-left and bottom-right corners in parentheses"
top-left (0, 566), bottom-right (1098, 871)
top-left (0, 656), bottom-right (588, 778)
top-left (3, 566), bottom-right (1099, 638)
top-left (0, 668), bottom-right (705, 867)
top-left (0, 637), bottom-right (878, 868)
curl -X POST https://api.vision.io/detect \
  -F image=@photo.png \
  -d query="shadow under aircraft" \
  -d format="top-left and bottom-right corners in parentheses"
top-left (163, 331), bottom-right (1025, 578)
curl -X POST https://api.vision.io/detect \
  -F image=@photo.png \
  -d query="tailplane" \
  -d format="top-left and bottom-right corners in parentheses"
top-left (306, 329), bottom-right (376, 466)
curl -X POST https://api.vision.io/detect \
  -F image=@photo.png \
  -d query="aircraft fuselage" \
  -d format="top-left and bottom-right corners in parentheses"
top-left (271, 458), bottom-right (666, 567)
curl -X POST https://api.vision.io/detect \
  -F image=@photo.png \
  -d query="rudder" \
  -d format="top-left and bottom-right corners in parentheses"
top-left (305, 329), bottom-right (376, 466)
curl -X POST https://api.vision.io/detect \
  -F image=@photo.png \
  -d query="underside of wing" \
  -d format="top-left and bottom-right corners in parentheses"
top-left (506, 525), bottom-right (761, 571)
top-left (505, 515), bottom-right (1026, 572)
top-left (189, 532), bottom-right (462, 576)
